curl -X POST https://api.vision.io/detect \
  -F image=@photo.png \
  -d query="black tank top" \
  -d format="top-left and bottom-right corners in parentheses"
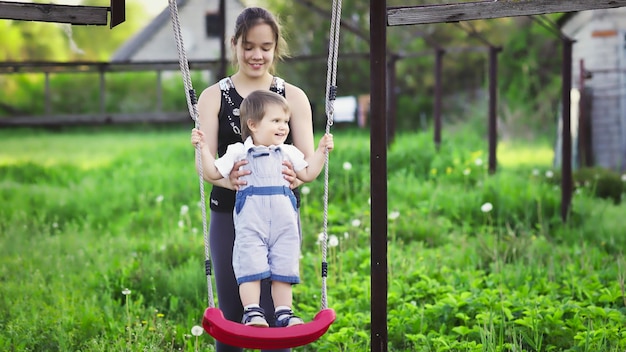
top-left (210, 76), bottom-right (300, 212)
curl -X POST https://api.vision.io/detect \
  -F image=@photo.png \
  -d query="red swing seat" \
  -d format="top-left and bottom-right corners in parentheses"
top-left (202, 307), bottom-right (336, 349)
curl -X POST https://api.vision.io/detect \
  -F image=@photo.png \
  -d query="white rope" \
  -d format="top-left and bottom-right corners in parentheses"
top-left (321, 0), bottom-right (342, 311)
top-left (167, 0), bottom-right (214, 309)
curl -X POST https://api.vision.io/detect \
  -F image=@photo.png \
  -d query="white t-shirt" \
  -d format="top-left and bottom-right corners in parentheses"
top-left (214, 136), bottom-right (308, 179)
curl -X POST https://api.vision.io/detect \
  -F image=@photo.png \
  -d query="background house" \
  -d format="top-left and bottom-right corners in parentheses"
top-left (560, 8), bottom-right (626, 172)
top-left (112, 0), bottom-right (245, 62)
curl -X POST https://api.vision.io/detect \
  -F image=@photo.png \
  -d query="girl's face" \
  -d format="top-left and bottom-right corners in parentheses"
top-left (247, 103), bottom-right (290, 146)
top-left (234, 23), bottom-right (276, 78)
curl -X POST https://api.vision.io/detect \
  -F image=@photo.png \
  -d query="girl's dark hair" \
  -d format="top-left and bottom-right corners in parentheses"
top-left (240, 90), bottom-right (290, 141)
top-left (231, 7), bottom-right (289, 73)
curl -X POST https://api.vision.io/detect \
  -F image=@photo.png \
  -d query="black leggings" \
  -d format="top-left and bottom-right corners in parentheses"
top-left (209, 210), bottom-right (291, 352)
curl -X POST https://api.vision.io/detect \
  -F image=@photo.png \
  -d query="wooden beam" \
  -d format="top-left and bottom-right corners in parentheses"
top-left (388, 0), bottom-right (626, 26)
top-left (0, 1), bottom-right (108, 26)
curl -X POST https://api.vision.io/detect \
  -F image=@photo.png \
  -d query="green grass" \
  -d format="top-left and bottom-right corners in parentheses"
top-left (1, 125), bottom-right (625, 351)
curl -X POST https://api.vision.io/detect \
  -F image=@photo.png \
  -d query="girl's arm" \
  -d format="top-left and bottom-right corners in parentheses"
top-left (195, 84), bottom-right (249, 189)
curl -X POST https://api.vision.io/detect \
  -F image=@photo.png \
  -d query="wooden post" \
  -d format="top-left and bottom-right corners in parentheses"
top-left (109, 0), bottom-right (125, 28)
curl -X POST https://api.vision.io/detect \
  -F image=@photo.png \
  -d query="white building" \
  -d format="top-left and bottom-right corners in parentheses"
top-left (112, 0), bottom-right (245, 62)
top-left (560, 8), bottom-right (626, 171)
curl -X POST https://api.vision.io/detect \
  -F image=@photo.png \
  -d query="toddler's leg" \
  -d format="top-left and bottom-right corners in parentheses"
top-left (240, 281), bottom-right (269, 327)
top-left (272, 281), bottom-right (304, 327)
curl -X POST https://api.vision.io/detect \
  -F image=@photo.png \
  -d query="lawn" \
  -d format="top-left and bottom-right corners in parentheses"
top-left (0, 125), bottom-right (624, 351)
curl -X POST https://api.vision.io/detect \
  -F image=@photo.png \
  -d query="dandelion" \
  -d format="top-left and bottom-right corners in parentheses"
top-left (191, 325), bottom-right (203, 352)
top-left (52, 222), bottom-right (58, 229)
top-left (351, 219), bottom-right (361, 227)
top-left (328, 235), bottom-right (339, 247)
top-left (368, 197), bottom-right (371, 205)
top-left (191, 325), bottom-right (204, 336)
top-left (475, 158), bottom-right (483, 166)
top-left (389, 210), bottom-right (400, 220)
top-left (180, 205), bottom-right (189, 216)
top-left (430, 168), bottom-right (437, 176)
top-left (532, 169), bottom-right (540, 177)
top-left (480, 202), bottom-right (493, 213)
top-left (156, 195), bottom-right (164, 203)
top-left (621, 174), bottom-right (626, 182)
top-left (545, 170), bottom-right (554, 178)
top-left (463, 168), bottom-right (471, 176)
top-left (317, 232), bottom-right (326, 244)
top-left (178, 220), bottom-right (184, 228)
top-left (192, 228), bottom-right (198, 234)
top-left (343, 232), bottom-right (349, 239)
top-left (301, 186), bottom-right (311, 195)
top-left (343, 162), bottom-right (352, 171)
top-left (446, 167), bottom-right (452, 175)
top-left (122, 288), bottom-right (131, 295)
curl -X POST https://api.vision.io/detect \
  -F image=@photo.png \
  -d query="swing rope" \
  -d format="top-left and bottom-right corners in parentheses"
top-left (167, 0), bottom-right (214, 309)
top-left (321, 0), bottom-right (342, 312)
top-left (167, 0), bottom-right (343, 348)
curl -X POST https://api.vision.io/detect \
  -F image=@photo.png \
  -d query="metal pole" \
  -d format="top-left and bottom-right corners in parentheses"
top-left (370, 0), bottom-right (388, 351)
top-left (561, 38), bottom-right (574, 222)
top-left (434, 48), bottom-right (444, 150)
top-left (487, 46), bottom-right (501, 174)
top-left (218, 0), bottom-right (227, 79)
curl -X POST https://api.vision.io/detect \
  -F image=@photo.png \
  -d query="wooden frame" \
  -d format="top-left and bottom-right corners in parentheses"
top-left (0, 0), bottom-right (125, 28)
top-left (388, 0), bottom-right (626, 26)
top-left (370, 1), bottom-right (626, 351)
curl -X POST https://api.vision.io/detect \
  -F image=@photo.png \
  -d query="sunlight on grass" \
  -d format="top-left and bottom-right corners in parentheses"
top-left (497, 140), bottom-right (554, 168)
top-left (0, 128), bottom-right (188, 169)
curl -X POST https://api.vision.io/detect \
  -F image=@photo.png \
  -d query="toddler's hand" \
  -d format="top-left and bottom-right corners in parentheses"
top-left (319, 133), bottom-right (334, 152)
top-left (191, 128), bottom-right (204, 147)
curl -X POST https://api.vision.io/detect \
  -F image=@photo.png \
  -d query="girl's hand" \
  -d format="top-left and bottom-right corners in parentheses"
top-left (229, 159), bottom-right (250, 191)
top-left (282, 160), bottom-right (302, 189)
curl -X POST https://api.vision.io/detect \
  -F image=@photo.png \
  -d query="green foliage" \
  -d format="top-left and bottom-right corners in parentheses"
top-left (2, 124), bottom-right (625, 351)
top-left (0, 71), bottom-right (204, 117)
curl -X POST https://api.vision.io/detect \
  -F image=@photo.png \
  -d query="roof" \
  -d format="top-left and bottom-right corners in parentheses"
top-left (112, 0), bottom-right (188, 62)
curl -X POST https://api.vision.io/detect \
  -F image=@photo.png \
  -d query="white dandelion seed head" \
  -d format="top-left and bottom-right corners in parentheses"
top-left (156, 195), bottom-right (164, 203)
top-left (317, 232), bottom-right (326, 243)
top-left (343, 162), bottom-right (352, 171)
top-left (463, 168), bottom-right (471, 176)
top-left (343, 232), bottom-right (349, 239)
top-left (480, 202), bottom-right (493, 213)
top-left (351, 219), bottom-right (361, 227)
top-left (301, 186), bottom-right (311, 195)
top-left (122, 288), bottom-right (131, 295)
top-left (621, 174), bottom-right (626, 182)
top-left (389, 211), bottom-right (400, 220)
top-left (545, 170), bottom-right (554, 178)
top-left (368, 197), bottom-right (371, 205)
top-left (474, 158), bottom-right (483, 166)
top-left (328, 235), bottom-right (339, 247)
top-left (178, 220), bottom-right (184, 228)
top-left (532, 169), bottom-right (540, 176)
top-left (191, 325), bottom-right (204, 336)
top-left (52, 222), bottom-right (59, 228)
top-left (192, 228), bottom-right (198, 234)
top-left (180, 205), bottom-right (189, 216)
